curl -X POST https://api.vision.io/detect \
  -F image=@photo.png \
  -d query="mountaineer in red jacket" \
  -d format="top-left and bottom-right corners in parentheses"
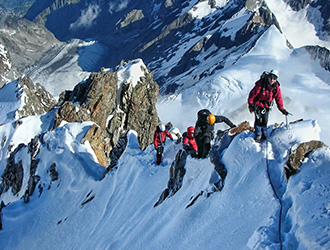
top-left (154, 125), bottom-right (173, 165)
top-left (182, 126), bottom-right (198, 158)
top-left (248, 69), bottom-right (290, 142)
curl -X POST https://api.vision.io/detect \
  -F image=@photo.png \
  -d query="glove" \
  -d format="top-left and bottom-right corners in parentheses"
top-left (280, 109), bottom-right (289, 115)
top-left (248, 103), bottom-right (256, 113)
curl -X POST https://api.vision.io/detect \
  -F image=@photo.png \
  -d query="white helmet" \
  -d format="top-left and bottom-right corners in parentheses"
top-left (160, 125), bottom-right (165, 131)
top-left (269, 69), bottom-right (279, 79)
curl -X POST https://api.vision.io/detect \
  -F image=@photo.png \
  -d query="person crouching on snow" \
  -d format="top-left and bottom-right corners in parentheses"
top-left (153, 125), bottom-right (173, 165)
top-left (182, 126), bottom-right (198, 158)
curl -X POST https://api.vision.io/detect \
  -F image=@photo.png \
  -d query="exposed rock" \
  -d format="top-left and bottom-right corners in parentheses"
top-left (15, 76), bottom-right (56, 119)
top-left (229, 121), bottom-right (254, 135)
top-left (54, 60), bottom-right (160, 167)
top-left (304, 45), bottom-right (330, 72)
top-left (0, 144), bottom-right (25, 195)
top-left (283, 0), bottom-right (312, 11)
top-left (117, 9), bottom-right (145, 29)
top-left (154, 150), bottom-right (187, 207)
top-left (49, 163), bottom-right (58, 181)
top-left (286, 140), bottom-right (328, 177)
top-left (0, 42), bottom-right (20, 87)
top-left (0, 133), bottom-right (59, 199)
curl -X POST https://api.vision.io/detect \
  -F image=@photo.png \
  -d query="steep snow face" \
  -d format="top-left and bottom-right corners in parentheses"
top-left (0, 115), bottom-right (329, 250)
top-left (0, 80), bottom-right (21, 124)
top-left (265, 0), bottom-right (330, 49)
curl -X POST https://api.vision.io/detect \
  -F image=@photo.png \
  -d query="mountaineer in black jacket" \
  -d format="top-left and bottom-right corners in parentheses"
top-left (194, 109), bottom-right (235, 158)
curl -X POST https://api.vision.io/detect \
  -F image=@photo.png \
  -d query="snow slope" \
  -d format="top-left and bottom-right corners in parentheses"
top-left (0, 109), bottom-right (329, 249)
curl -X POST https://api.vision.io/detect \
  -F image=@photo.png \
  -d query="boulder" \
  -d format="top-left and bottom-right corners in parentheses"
top-left (287, 140), bottom-right (328, 177)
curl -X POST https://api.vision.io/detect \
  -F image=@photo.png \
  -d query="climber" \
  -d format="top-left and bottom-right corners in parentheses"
top-left (153, 124), bottom-right (173, 165)
top-left (195, 109), bottom-right (236, 158)
top-left (248, 69), bottom-right (290, 143)
top-left (182, 126), bottom-right (198, 158)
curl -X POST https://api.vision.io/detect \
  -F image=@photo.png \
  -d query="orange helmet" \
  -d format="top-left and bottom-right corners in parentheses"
top-left (207, 114), bottom-right (216, 125)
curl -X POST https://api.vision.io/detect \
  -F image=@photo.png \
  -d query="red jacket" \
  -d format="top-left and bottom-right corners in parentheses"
top-left (248, 79), bottom-right (284, 110)
top-left (154, 128), bottom-right (173, 149)
top-left (183, 126), bottom-right (198, 152)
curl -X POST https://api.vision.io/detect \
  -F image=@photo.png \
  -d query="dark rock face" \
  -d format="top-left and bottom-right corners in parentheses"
top-left (1, 144), bottom-right (25, 195)
top-left (15, 76), bottom-right (56, 118)
top-left (283, 0), bottom-right (312, 11)
top-left (286, 140), bottom-right (328, 177)
top-left (0, 42), bottom-right (20, 88)
top-left (304, 45), bottom-right (330, 72)
top-left (54, 60), bottom-right (160, 167)
top-left (154, 149), bottom-right (187, 207)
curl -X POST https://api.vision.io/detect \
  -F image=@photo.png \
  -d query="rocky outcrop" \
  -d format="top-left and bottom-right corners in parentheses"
top-left (305, 45), bottom-right (330, 72)
top-left (117, 9), bottom-right (145, 29)
top-left (0, 42), bottom-right (20, 88)
top-left (283, 0), bottom-right (312, 11)
top-left (286, 140), bottom-right (328, 177)
top-left (154, 149), bottom-right (187, 207)
top-left (15, 76), bottom-right (56, 119)
top-left (0, 134), bottom-right (59, 202)
top-left (54, 60), bottom-right (160, 167)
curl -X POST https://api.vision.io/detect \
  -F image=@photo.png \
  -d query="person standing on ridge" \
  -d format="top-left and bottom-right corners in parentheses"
top-left (248, 69), bottom-right (290, 143)
top-left (153, 125), bottom-right (173, 165)
top-left (195, 109), bottom-right (236, 158)
top-left (182, 126), bottom-right (198, 158)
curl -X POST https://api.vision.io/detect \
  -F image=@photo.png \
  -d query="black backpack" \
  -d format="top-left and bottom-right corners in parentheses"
top-left (197, 109), bottom-right (211, 124)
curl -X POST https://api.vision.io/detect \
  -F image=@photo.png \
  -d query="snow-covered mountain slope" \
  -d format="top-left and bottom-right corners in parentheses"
top-left (0, 112), bottom-right (329, 249)
top-left (158, 26), bottom-right (330, 145)
top-left (23, 39), bottom-right (109, 98)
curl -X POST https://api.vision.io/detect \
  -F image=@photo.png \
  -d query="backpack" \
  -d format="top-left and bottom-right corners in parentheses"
top-left (197, 109), bottom-right (211, 123)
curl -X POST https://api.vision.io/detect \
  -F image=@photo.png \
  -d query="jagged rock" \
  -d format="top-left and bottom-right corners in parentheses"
top-left (305, 45), bottom-right (330, 72)
top-left (107, 135), bottom-right (128, 171)
top-left (284, 0), bottom-right (312, 11)
top-left (117, 9), bottom-right (145, 29)
top-left (1, 144), bottom-right (25, 195)
top-left (154, 150), bottom-right (187, 207)
top-left (230, 121), bottom-right (254, 135)
top-left (81, 125), bottom-right (111, 167)
top-left (0, 42), bottom-right (19, 87)
top-left (49, 163), bottom-right (58, 181)
top-left (0, 134), bottom-right (48, 198)
top-left (54, 60), bottom-right (160, 167)
top-left (287, 140), bottom-right (328, 177)
top-left (14, 76), bottom-right (56, 119)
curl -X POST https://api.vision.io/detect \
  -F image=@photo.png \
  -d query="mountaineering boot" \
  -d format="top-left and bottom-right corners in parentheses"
top-left (255, 134), bottom-right (262, 143)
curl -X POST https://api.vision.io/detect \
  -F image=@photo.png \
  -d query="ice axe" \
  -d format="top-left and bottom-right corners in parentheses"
top-left (285, 112), bottom-right (293, 129)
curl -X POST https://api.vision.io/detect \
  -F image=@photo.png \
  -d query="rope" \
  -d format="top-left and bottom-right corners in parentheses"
top-left (265, 134), bottom-right (283, 250)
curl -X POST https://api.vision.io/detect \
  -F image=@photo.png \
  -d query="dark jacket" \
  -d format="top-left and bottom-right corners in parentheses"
top-left (194, 109), bottom-right (235, 141)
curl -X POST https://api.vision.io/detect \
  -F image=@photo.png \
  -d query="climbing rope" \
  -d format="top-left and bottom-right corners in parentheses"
top-left (265, 134), bottom-right (283, 250)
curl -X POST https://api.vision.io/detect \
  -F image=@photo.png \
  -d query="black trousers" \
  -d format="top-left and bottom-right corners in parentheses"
top-left (196, 136), bottom-right (211, 158)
